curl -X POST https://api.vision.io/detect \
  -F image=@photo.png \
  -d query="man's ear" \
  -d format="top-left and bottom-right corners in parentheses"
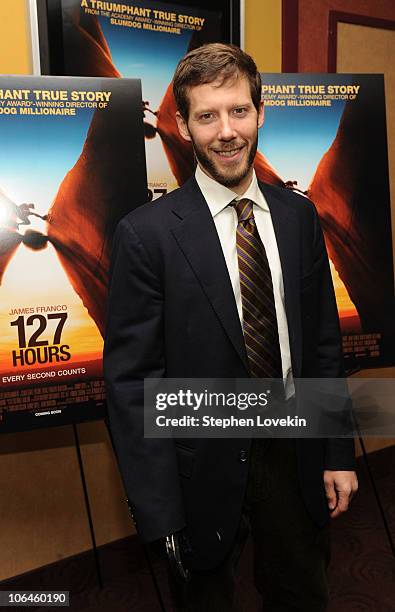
top-left (176, 110), bottom-right (192, 142)
top-left (257, 100), bottom-right (264, 129)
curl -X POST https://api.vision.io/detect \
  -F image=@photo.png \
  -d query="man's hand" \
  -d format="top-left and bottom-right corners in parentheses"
top-left (323, 470), bottom-right (358, 519)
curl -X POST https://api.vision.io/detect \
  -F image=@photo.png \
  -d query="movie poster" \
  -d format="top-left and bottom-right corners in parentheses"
top-left (50, 0), bottom-right (222, 199)
top-left (257, 73), bottom-right (394, 371)
top-left (0, 76), bottom-right (147, 432)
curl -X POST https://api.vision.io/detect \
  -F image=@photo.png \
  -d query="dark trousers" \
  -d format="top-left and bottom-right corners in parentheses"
top-left (169, 439), bottom-right (330, 611)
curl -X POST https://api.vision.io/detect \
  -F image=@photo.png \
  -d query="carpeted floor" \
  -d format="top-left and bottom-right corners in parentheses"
top-left (2, 444), bottom-right (395, 611)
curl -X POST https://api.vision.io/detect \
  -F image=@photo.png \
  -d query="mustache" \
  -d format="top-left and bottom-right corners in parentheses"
top-left (211, 143), bottom-right (245, 152)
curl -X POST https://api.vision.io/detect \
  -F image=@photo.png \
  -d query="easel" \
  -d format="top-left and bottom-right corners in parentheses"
top-left (357, 433), bottom-right (395, 558)
top-left (72, 423), bottom-right (103, 589)
top-left (0, 419), bottom-right (168, 609)
top-left (347, 367), bottom-right (395, 559)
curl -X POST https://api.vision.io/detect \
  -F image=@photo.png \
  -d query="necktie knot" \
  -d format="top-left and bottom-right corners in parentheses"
top-left (233, 198), bottom-right (254, 223)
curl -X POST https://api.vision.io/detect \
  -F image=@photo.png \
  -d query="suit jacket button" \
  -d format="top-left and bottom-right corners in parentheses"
top-left (239, 449), bottom-right (248, 463)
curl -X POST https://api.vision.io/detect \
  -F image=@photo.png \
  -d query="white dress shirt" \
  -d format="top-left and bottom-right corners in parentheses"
top-left (195, 165), bottom-right (294, 396)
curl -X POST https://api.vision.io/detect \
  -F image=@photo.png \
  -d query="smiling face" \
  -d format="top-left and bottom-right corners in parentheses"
top-left (176, 73), bottom-right (263, 195)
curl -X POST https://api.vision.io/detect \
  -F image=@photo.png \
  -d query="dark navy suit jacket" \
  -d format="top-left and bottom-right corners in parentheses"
top-left (104, 177), bottom-right (355, 570)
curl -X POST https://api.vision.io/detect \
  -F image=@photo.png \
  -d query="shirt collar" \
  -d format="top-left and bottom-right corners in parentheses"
top-left (195, 164), bottom-right (269, 217)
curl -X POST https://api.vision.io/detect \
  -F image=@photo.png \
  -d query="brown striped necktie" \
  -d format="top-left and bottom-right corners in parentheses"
top-left (233, 198), bottom-right (283, 379)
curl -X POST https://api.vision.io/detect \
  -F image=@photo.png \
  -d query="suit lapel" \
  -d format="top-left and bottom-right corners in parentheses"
top-left (169, 178), bottom-right (303, 376)
top-left (259, 182), bottom-right (302, 375)
top-left (170, 178), bottom-right (250, 373)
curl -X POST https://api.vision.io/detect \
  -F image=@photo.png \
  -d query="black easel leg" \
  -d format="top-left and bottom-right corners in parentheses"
top-left (73, 423), bottom-right (104, 588)
top-left (359, 435), bottom-right (395, 558)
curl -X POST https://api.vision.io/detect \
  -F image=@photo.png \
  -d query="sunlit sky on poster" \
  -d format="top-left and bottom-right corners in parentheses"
top-left (99, 11), bottom-right (193, 109)
top-left (258, 74), bottom-right (353, 192)
top-left (0, 110), bottom-right (93, 216)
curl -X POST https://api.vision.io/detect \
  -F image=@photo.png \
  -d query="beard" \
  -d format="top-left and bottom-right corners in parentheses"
top-left (190, 133), bottom-right (258, 188)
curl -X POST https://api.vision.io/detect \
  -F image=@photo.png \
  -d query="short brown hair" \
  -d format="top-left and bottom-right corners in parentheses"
top-left (173, 43), bottom-right (261, 119)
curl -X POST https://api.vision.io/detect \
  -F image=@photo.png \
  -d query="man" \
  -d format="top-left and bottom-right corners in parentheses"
top-left (104, 44), bottom-right (358, 611)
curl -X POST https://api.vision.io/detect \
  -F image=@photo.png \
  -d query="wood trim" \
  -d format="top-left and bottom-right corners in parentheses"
top-left (282, 0), bottom-right (299, 72)
top-left (328, 10), bottom-right (395, 73)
